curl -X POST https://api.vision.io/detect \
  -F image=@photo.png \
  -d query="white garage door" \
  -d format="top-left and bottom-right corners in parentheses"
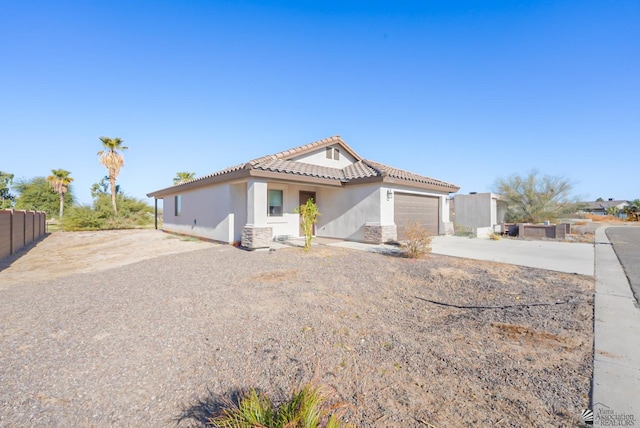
top-left (394, 193), bottom-right (440, 240)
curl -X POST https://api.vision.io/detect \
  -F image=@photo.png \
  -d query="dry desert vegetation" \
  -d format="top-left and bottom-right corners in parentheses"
top-left (0, 230), bottom-right (593, 426)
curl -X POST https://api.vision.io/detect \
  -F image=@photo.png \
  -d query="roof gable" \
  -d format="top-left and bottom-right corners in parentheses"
top-left (250, 135), bottom-right (362, 163)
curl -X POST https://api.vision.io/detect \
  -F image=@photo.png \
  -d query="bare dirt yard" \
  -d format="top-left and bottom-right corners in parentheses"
top-left (0, 230), bottom-right (593, 427)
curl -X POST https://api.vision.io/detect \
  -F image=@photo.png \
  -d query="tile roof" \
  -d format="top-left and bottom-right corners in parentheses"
top-left (151, 136), bottom-right (459, 195)
top-left (365, 160), bottom-right (460, 190)
top-left (250, 159), bottom-right (345, 180)
top-left (580, 200), bottom-right (629, 210)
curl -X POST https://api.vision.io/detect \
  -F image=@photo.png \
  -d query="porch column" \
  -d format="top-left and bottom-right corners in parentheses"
top-left (242, 179), bottom-right (272, 249)
top-left (441, 196), bottom-right (454, 235)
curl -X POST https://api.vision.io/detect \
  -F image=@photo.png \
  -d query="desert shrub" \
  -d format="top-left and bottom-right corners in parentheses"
top-left (402, 221), bottom-right (432, 259)
top-left (60, 194), bottom-right (154, 231)
top-left (453, 223), bottom-right (474, 237)
top-left (209, 384), bottom-right (352, 428)
top-left (585, 214), bottom-right (623, 223)
top-left (295, 199), bottom-right (320, 252)
top-left (488, 231), bottom-right (501, 240)
top-left (61, 205), bottom-right (104, 231)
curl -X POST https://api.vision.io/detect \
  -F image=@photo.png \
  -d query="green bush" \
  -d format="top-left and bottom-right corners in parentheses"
top-left (60, 194), bottom-right (154, 231)
top-left (295, 199), bottom-right (320, 252)
top-left (209, 384), bottom-right (352, 428)
top-left (61, 206), bottom-right (104, 231)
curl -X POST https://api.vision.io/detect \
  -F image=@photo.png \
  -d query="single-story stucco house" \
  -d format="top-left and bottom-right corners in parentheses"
top-left (147, 135), bottom-right (460, 249)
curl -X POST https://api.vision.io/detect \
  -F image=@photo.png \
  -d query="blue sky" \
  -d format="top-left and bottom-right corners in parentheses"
top-left (2, 0), bottom-right (638, 206)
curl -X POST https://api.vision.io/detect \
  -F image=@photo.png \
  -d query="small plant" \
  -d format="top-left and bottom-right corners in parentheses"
top-left (209, 384), bottom-right (352, 428)
top-left (453, 223), bottom-right (475, 237)
top-left (402, 221), bottom-right (432, 259)
top-left (488, 231), bottom-right (501, 240)
top-left (295, 198), bottom-right (320, 252)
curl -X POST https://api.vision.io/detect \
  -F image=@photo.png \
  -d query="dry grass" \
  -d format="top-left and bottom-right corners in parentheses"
top-left (584, 214), bottom-right (625, 223)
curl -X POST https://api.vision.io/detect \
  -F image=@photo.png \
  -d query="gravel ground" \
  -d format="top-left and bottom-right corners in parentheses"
top-left (0, 232), bottom-right (594, 427)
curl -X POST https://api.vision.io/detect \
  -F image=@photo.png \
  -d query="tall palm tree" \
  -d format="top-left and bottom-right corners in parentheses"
top-left (97, 137), bottom-right (128, 214)
top-left (46, 168), bottom-right (73, 218)
top-left (173, 171), bottom-right (196, 185)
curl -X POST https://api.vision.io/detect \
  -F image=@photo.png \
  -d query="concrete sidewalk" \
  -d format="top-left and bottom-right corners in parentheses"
top-left (429, 235), bottom-right (594, 276)
top-left (592, 227), bottom-right (640, 426)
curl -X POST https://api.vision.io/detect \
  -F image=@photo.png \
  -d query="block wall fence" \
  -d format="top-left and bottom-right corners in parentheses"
top-left (0, 210), bottom-right (47, 259)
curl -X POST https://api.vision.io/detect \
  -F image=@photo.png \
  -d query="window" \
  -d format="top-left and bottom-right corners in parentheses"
top-left (326, 147), bottom-right (340, 160)
top-left (174, 195), bottom-right (182, 216)
top-left (268, 189), bottom-right (283, 216)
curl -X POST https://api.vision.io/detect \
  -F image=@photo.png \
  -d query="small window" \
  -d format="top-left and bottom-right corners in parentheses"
top-left (174, 195), bottom-right (182, 216)
top-left (268, 189), bottom-right (283, 216)
top-left (333, 148), bottom-right (340, 160)
top-left (326, 147), bottom-right (332, 159)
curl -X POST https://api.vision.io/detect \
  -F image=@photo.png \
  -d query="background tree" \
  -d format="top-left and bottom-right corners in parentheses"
top-left (91, 175), bottom-right (120, 199)
top-left (46, 169), bottom-right (73, 218)
top-left (0, 171), bottom-right (15, 209)
top-left (97, 136), bottom-right (128, 214)
top-left (14, 177), bottom-right (74, 217)
top-left (493, 170), bottom-right (578, 223)
top-left (173, 171), bottom-right (196, 185)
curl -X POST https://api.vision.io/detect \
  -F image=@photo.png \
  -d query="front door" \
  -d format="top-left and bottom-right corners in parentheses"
top-left (299, 191), bottom-right (316, 237)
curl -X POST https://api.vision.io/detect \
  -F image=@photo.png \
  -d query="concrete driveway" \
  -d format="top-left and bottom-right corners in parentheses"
top-left (429, 235), bottom-right (594, 276)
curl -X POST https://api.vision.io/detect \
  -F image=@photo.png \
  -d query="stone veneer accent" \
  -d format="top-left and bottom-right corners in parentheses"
top-left (364, 223), bottom-right (397, 244)
top-left (241, 226), bottom-right (273, 249)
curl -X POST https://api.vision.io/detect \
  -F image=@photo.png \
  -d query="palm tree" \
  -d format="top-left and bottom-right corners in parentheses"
top-left (46, 169), bottom-right (73, 218)
top-left (173, 171), bottom-right (196, 185)
top-left (97, 137), bottom-right (128, 214)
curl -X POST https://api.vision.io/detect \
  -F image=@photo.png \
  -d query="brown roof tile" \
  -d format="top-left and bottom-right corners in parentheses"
top-left (364, 160), bottom-right (459, 190)
top-left (252, 159), bottom-right (345, 180)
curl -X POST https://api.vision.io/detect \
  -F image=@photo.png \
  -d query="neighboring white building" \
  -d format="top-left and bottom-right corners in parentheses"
top-left (147, 135), bottom-right (460, 249)
top-left (453, 192), bottom-right (508, 238)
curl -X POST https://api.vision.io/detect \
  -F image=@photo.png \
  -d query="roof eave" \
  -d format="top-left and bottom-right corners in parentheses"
top-left (382, 176), bottom-right (460, 193)
top-left (248, 169), bottom-right (344, 187)
top-left (147, 168), bottom-right (251, 198)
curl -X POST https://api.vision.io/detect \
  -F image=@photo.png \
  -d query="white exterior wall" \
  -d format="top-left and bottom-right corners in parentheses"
top-left (231, 182), bottom-right (247, 243)
top-left (454, 192), bottom-right (506, 237)
top-left (454, 193), bottom-right (493, 229)
top-left (266, 182), bottom-right (303, 239)
top-left (162, 184), bottom-right (234, 243)
top-left (291, 145), bottom-right (357, 168)
top-left (316, 183), bottom-right (383, 241)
